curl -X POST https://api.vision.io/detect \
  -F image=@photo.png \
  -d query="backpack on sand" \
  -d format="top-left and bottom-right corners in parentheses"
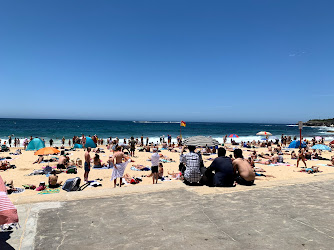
top-left (62, 177), bottom-right (81, 192)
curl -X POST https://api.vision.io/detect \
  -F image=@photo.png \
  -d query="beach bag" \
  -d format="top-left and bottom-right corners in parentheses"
top-left (62, 177), bottom-right (81, 192)
top-left (66, 166), bottom-right (77, 174)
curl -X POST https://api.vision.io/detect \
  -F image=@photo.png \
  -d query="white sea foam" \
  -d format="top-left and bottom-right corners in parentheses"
top-left (132, 121), bottom-right (180, 124)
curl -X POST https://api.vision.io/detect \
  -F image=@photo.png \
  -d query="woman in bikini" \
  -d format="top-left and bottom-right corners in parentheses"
top-left (297, 149), bottom-right (307, 168)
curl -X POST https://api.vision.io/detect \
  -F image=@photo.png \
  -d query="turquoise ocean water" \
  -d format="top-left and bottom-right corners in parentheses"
top-left (0, 118), bottom-right (333, 146)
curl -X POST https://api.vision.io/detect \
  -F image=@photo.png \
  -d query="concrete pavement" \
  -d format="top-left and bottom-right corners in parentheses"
top-left (2, 180), bottom-right (334, 249)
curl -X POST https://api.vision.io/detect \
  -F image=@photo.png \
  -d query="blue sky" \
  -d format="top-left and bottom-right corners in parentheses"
top-left (0, 0), bottom-right (333, 123)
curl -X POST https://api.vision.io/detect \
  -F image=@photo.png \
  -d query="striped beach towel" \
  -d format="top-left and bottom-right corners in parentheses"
top-left (0, 175), bottom-right (19, 230)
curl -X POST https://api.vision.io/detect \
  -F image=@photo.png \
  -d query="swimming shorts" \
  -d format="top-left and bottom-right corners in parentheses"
top-left (57, 164), bottom-right (65, 169)
top-left (151, 166), bottom-right (158, 173)
top-left (235, 176), bottom-right (254, 186)
top-left (48, 183), bottom-right (60, 188)
top-left (84, 162), bottom-right (90, 172)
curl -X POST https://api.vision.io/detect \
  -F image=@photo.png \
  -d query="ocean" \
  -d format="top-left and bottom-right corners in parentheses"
top-left (0, 118), bottom-right (333, 146)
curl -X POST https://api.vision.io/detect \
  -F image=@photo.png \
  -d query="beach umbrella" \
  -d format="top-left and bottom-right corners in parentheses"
top-left (330, 140), bottom-right (334, 145)
top-left (183, 136), bottom-right (219, 147)
top-left (256, 131), bottom-right (272, 136)
top-left (34, 147), bottom-right (60, 167)
top-left (311, 144), bottom-right (331, 151)
top-left (228, 134), bottom-right (239, 138)
top-left (34, 147), bottom-right (60, 156)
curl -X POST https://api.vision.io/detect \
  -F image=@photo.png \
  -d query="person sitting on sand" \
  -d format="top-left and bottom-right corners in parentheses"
top-left (48, 170), bottom-right (63, 188)
top-left (291, 151), bottom-right (297, 159)
top-left (205, 148), bottom-right (234, 187)
top-left (251, 151), bottom-right (257, 161)
top-left (93, 154), bottom-right (102, 168)
top-left (158, 162), bottom-right (164, 178)
top-left (297, 149), bottom-right (307, 168)
top-left (233, 149), bottom-right (255, 186)
top-left (33, 155), bottom-right (44, 164)
top-left (180, 145), bottom-right (203, 185)
top-left (57, 151), bottom-right (67, 169)
top-left (305, 150), bottom-right (312, 160)
top-left (4, 180), bottom-right (18, 194)
top-left (0, 161), bottom-right (10, 170)
top-left (247, 157), bottom-right (255, 168)
top-left (145, 145), bottom-right (151, 152)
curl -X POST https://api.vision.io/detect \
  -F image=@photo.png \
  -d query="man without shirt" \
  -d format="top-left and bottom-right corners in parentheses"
top-left (84, 147), bottom-right (91, 182)
top-left (57, 151), bottom-right (67, 169)
top-left (111, 146), bottom-right (129, 187)
top-left (232, 149), bottom-right (255, 186)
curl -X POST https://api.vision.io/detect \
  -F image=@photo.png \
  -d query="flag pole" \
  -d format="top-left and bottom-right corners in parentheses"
top-left (180, 123), bottom-right (182, 139)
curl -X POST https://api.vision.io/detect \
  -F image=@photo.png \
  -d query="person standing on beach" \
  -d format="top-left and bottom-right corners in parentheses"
top-left (297, 149), bottom-right (307, 168)
top-left (129, 137), bottom-right (136, 157)
top-left (111, 146), bottom-right (130, 188)
top-left (8, 136), bottom-right (12, 147)
top-left (61, 136), bottom-right (65, 145)
top-left (146, 137), bottom-right (149, 146)
top-left (84, 147), bottom-right (91, 182)
top-left (151, 148), bottom-right (160, 184)
top-left (141, 135), bottom-right (144, 146)
top-left (49, 138), bottom-right (53, 147)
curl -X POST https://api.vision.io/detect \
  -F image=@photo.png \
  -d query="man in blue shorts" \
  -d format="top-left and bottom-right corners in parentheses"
top-left (84, 147), bottom-right (91, 182)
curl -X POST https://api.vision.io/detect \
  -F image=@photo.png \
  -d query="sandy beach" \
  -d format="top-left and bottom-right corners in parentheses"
top-left (1, 142), bottom-right (334, 205)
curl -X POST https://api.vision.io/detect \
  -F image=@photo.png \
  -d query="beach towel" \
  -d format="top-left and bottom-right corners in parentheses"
top-left (0, 175), bottom-right (19, 230)
top-left (38, 187), bottom-right (61, 194)
top-left (130, 166), bottom-right (151, 171)
top-left (160, 159), bottom-right (173, 163)
top-left (93, 165), bottom-right (113, 169)
top-left (111, 160), bottom-right (131, 180)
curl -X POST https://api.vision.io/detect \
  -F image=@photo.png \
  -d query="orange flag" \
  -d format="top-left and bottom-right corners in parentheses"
top-left (180, 121), bottom-right (186, 127)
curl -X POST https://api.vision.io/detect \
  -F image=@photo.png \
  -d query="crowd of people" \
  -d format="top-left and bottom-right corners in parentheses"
top-left (1, 133), bottom-right (334, 196)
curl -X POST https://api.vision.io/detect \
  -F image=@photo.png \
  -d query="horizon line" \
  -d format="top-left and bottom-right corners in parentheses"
top-left (0, 117), bottom-right (295, 125)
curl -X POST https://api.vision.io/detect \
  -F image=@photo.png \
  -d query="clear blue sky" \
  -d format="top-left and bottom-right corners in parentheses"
top-left (1, 0), bottom-right (333, 123)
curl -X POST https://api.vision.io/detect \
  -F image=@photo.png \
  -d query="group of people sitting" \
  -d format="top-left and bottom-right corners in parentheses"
top-left (179, 146), bottom-right (256, 187)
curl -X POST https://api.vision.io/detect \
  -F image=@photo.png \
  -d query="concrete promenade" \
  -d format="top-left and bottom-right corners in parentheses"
top-left (1, 180), bottom-right (334, 249)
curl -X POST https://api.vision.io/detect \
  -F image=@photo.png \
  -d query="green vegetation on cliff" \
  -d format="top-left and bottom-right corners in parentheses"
top-left (304, 118), bottom-right (334, 127)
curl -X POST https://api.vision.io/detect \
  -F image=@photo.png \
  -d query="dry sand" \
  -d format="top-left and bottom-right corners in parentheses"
top-left (1, 144), bottom-right (334, 205)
